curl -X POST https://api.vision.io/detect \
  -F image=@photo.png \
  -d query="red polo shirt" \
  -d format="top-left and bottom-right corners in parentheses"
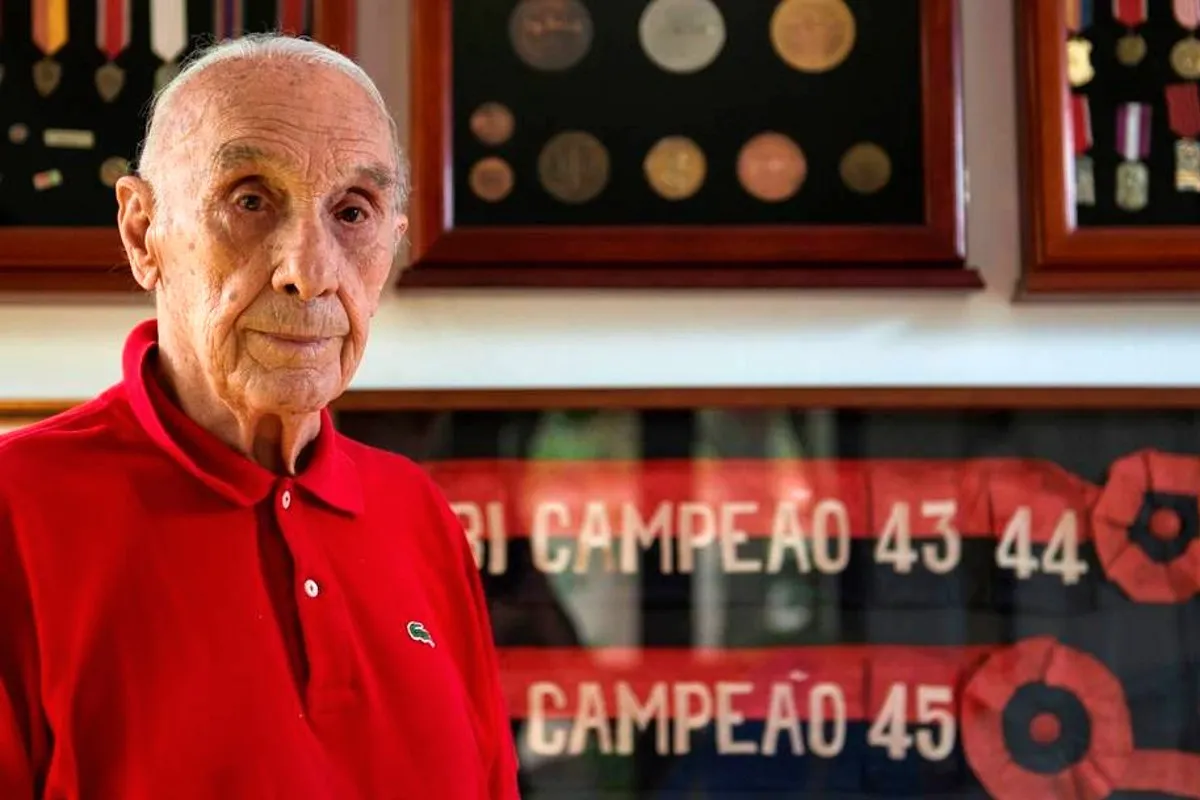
top-left (0, 320), bottom-right (520, 799)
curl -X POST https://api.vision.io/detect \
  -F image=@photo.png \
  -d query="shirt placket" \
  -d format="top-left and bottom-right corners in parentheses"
top-left (274, 479), bottom-right (357, 715)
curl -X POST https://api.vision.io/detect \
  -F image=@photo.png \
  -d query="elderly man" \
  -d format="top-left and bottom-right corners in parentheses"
top-left (0, 35), bottom-right (519, 799)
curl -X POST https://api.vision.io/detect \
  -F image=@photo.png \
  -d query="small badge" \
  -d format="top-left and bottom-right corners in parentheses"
top-left (406, 620), bottom-right (435, 648)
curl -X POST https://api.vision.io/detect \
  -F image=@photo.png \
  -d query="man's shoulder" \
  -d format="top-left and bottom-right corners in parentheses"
top-left (0, 387), bottom-right (136, 478)
top-left (335, 434), bottom-right (450, 507)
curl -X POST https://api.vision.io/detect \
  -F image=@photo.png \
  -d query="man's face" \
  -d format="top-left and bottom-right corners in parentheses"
top-left (138, 59), bottom-right (405, 415)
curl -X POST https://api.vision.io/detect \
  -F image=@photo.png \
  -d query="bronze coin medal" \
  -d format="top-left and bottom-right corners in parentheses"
top-left (99, 156), bottom-right (132, 188)
top-left (736, 132), bottom-right (807, 202)
top-left (638, 0), bottom-right (727, 74)
top-left (469, 157), bottom-right (516, 203)
top-left (509, 0), bottom-right (594, 71)
top-left (538, 131), bottom-right (610, 204)
top-left (769, 0), bottom-right (857, 73)
top-left (1166, 82), bottom-right (1200, 192)
top-left (839, 142), bottom-right (892, 195)
top-left (1114, 101), bottom-right (1151, 212)
top-left (644, 136), bottom-right (707, 200)
top-left (469, 102), bottom-right (516, 146)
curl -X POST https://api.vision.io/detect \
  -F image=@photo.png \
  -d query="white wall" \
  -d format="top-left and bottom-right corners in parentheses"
top-left (1, 0), bottom-right (1197, 401)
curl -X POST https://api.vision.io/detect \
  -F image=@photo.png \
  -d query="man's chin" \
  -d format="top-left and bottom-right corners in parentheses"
top-left (243, 377), bottom-right (338, 417)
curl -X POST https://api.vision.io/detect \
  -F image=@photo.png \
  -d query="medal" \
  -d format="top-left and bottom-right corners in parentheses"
top-left (151, 0), bottom-right (189, 91)
top-left (43, 128), bottom-right (96, 149)
top-left (737, 132), bottom-right (807, 202)
top-left (1115, 102), bottom-right (1152, 212)
top-left (643, 136), bottom-right (707, 200)
top-left (537, 131), bottom-right (610, 204)
top-left (509, 0), bottom-right (594, 72)
top-left (839, 141), bottom-right (892, 195)
top-left (31, 0), bottom-right (68, 97)
top-left (1166, 83), bottom-right (1200, 191)
top-left (277, 0), bottom-right (309, 36)
top-left (1071, 94), bottom-right (1096, 206)
top-left (95, 0), bottom-right (130, 101)
top-left (99, 156), bottom-right (131, 188)
top-left (770, 0), bottom-right (857, 74)
top-left (638, 0), bottom-right (727, 75)
top-left (468, 157), bottom-right (515, 203)
top-left (1113, 0), bottom-right (1148, 66)
top-left (1066, 0), bottom-right (1095, 87)
top-left (469, 103), bottom-right (516, 146)
top-left (1170, 0), bottom-right (1200, 78)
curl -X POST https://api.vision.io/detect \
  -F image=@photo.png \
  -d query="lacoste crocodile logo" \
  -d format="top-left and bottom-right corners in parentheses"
top-left (407, 620), bottom-right (435, 648)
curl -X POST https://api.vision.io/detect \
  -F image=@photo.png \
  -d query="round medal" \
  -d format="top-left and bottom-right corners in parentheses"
top-left (1115, 33), bottom-right (1146, 66)
top-left (644, 136), bottom-right (707, 200)
top-left (1170, 36), bottom-right (1200, 79)
top-left (99, 157), bottom-right (131, 188)
top-left (839, 142), bottom-right (892, 195)
top-left (469, 157), bottom-right (515, 203)
top-left (7, 123), bottom-right (29, 145)
top-left (737, 132), bottom-right (807, 203)
top-left (469, 102), bottom-right (516, 146)
top-left (770, 0), bottom-right (857, 73)
top-left (538, 131), bottom-right (610, 204)
top-left (509, 0), bottom-right (593, 72)
top-left (638, 0), bottom-right (727, 74)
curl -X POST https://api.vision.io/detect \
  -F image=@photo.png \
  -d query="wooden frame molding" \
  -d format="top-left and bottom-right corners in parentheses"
top-left (404, 0), bottom-right (980, 291)
top-left (1015, 0), bottom-right (1200, 298)
top-left (0, 0), bottom-right (358, 294)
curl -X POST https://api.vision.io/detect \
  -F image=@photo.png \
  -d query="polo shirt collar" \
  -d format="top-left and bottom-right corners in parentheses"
top-left (122, 319), bottom-right (362, 516)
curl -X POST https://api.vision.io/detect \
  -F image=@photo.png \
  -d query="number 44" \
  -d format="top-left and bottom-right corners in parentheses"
top-left (995, 507), bottom-right (1088, 584)
top-left (867, 683), bottom-right (956, 761)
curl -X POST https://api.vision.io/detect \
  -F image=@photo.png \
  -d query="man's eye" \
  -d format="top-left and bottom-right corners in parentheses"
top-left (236, 194), bottom-right (265, 212)
top-left (337, 207), bottom-right (367, 224)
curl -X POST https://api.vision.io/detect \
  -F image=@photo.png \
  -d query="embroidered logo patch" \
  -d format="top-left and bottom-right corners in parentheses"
top-left (407, 620), bottom-right (435, 648)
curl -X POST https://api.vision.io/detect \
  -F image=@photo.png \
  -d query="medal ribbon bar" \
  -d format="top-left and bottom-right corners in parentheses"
top-left (214, 0), bottom-right (244, 40)
top-left (1072, 94), bottom-right (1096, 206)
top-left (1114, 0), bottom-right (1148, 27)
top-left (151, 0), bottom-right (188, 65)
top-left (1174, 0), bottom-right (1200, 29)
top-left (32, 0), bottom-right (68, 56)
top-left (278, 0), bottom-right (309, 35)
top-left (1067, 0), bottom-right (1094, 32)
top-left (97, 0), bottom-right (131, 61)
top-left (1117, 102), bottom-right (1152, 163)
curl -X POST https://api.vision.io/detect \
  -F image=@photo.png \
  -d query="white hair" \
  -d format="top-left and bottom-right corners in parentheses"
top-left (138, 33), bottom-right (409, 211)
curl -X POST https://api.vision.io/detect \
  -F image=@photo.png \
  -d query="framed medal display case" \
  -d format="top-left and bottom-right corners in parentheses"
top-left (405, 0), bottom-right (980, 290)
top-left (1017, 0), bottom-right (1200, 297)
top-left (332, 385), bottom-right (1200, 798)
top-left (0, 0), bottom-right (356, 293)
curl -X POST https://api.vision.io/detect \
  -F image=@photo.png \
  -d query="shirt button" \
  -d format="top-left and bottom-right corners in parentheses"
top-left (281, 490), bottom-right (292, 510)
top-left (304, 579), bottom-right (320, 598)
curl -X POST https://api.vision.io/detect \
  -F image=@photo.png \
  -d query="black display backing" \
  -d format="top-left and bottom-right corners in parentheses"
top-left (0, 1), bottom-right (313, 227)
top-left (450, 0), bottom-right (927, 228)
top-left (1074, 0), bottom-right (1200, 227)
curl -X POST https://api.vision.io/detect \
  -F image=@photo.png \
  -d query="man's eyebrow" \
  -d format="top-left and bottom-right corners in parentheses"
top-left (210, 143), bottom-right (395, 192)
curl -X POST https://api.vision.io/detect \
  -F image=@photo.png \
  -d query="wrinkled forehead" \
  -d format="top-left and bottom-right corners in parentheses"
top-left (177, 61), bottom-right (396, 190)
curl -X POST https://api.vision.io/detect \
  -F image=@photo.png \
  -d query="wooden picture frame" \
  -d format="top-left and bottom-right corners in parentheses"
top-left (0, 0), bottom-right (358, 294)
top-left (404, 0), bottom-right (979, 290)
top-left (1016, 0), bottom-right (1200, 298)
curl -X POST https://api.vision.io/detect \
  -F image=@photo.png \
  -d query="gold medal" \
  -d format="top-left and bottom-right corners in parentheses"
top-left (770, 0), bottom-right (856, 73)
top-left (95, 62), bottom-right (125, 102)
top-left (99, 156), bottom-right (131, 188)
top-left (1115, 161), bottom-right (1149, 211)
top-left (1176, 139), bottom-right (1200, 191)
top-left (1171, 36), bottom-right (1200, 79)
top-left (1067, 38), bottom-right (1094, 87)
top-left (469, 103), bottom-right (516, 146)
top-left (32, 58), bottom-right (62, 97)
top-left (1075, 154), bottom-right (1096, 206)
top-left (1116, 33), bottom-right (1146, 66)
top-left (468, 157), bottom-right (515, 203)
top-left (839, 142), bottom-right (892, 195)
top-left (644, 136), bottom-right (707, 201)
top-left (537, 131), bottom-right (610, 204)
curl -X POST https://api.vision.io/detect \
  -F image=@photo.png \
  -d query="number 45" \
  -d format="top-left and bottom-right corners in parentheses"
top-left (867, 683), bottom-right (956, 761)
top-left (995, 507), bottom-right (1088, 584)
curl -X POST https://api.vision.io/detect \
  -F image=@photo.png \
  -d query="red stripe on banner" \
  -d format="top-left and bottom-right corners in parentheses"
top-left (1118, 751), bottom-right (1200, 799)
top-left (431, 458), bottom-right (1100, 546)
top-left (496, 645), bottom-right (996, 721)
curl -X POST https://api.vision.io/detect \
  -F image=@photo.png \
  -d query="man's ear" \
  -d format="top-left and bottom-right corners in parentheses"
top-left (115, 175), bottom-right (160, 291)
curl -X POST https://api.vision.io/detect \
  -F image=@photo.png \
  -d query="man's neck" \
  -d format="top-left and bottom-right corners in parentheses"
top-left (152, 352), bottom-right (321, 476)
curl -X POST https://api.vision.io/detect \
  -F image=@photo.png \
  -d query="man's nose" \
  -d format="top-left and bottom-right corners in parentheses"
top-left (272, 212), bottom-right (339, 300)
